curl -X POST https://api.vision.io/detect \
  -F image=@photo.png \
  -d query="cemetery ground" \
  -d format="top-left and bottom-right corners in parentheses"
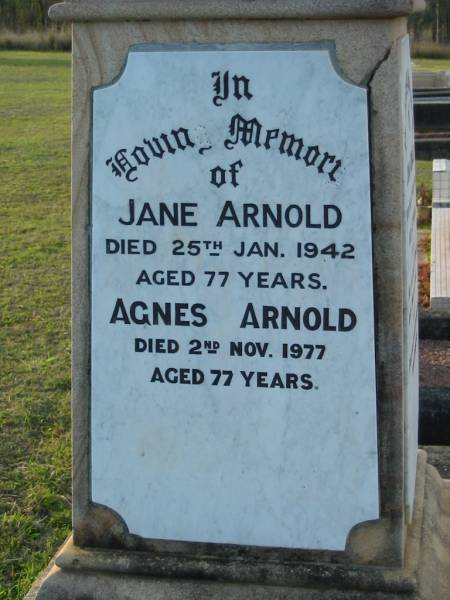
top-left (0, 50), bottom-right (446, 598)
top-left (0, 51), bottom-right (71, 599)
top-left (413, 57), bottom-right (450, 72)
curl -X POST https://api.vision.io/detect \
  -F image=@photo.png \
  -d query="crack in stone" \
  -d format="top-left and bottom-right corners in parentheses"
top-left (365, 45), bottom-right (393, 87)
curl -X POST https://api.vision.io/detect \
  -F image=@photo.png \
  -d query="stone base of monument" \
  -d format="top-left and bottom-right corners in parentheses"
top-left (25, 452), bottom-right (450, 600)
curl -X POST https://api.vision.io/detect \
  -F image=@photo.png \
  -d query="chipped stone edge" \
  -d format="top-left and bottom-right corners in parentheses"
top-left (53, 535), bottom-right (417, 594)
top-left (49, 0), bottom-right (426, 23)
top-left (345, 451), bottom-right (427, 568)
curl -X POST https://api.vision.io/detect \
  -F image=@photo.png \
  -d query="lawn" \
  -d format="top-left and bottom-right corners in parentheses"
top-left (0, 49), bottom-right (436, 599)
top-left (413, 59), bottom-right (448, 197)
top-left (0, 51), bottom-right (71, 599)
top-left (416, 160), bottom-right (433, 193)
top-left (413, 57), bottom-right (450, 71)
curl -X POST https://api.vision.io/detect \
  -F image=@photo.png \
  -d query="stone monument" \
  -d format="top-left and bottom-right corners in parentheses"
top-left (27, 1), bottom-right (450, 599)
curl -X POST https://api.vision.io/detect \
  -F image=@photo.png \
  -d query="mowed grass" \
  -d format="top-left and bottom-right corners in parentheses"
top-left (413, 57), bottom-right (450, 72)
top-left (0, 52), bottom-right (71, 599)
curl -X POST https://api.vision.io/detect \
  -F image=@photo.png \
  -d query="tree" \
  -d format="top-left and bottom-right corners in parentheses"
top-left (37, 0), bottom-right (53, 28)
top-left (408, 0), bottom-right (450, 44)
top-left (431, 0), bottom-right (450, 43)
top-left (0, 0), bottom-right (59, 31)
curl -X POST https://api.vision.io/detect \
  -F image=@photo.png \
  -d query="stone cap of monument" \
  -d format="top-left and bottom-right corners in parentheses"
top-left (50, 0), bottom-right (426, 22)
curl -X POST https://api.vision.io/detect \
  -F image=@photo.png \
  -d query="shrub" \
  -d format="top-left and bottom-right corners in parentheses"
top-left (412, 41), bottom-right (450, 59)
top-left (0, 27), bottom-right (71, 51)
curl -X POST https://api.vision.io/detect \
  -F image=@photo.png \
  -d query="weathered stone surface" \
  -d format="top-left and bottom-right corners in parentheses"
top-left (25, 452), bottom-right (450, 599)
top-left (366, 25), bottom-right (419, 530)
top-left (65, 13), bottom-right (411, 565)
top-left (415, 463), bottom-right (450, 598)
top-left (22, 567), bottom-right (422, 600)
top-left (49, 0), bottom-right (426, 23)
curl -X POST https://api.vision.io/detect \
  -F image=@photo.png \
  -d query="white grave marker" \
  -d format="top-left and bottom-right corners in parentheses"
top-left (91, 46), bottom-right (379, 551)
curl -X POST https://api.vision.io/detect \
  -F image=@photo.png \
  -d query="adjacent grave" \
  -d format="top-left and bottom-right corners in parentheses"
top-left (27, 1), bottom-right (450, 599)
top-left (431, 159), bottom-right (450, 310)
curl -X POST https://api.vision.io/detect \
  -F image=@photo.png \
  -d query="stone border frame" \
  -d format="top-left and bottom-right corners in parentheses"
top-left (51, 0), bottom-right (426, 22)
top-left (56, 3), bottom-right (419, 570)
top-left (85, 40), bottom-right (379, 560)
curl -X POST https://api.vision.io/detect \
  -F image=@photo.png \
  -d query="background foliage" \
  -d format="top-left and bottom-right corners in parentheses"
top-left (0, 1), bottom-right (58, 30)
top-left (0, 0), bottom-right (448, 39)
top-left (410, 0), bottom-right (450, 43)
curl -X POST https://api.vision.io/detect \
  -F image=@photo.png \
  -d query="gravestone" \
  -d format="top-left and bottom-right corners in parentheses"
top-left (26, 1), bottom-right (450, 599)
top-left (91, 45), bottom-right (379, 552)
top-left (431, 159), bottom-right (450, 310)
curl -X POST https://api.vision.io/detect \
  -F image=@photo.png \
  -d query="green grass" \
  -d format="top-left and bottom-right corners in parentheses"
top-left (413, 57), bottom-right (450, 71)
top-left (0, 51), bottom-right (71, 599)
top-left (416, 160), bottom-right (432, 192)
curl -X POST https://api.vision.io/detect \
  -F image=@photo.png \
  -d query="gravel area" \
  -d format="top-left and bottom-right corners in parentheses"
top-left (420, 339), bottom-right (450, 386)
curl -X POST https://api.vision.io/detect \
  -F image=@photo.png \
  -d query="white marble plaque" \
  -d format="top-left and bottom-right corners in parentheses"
top-left (400, 35), bottom-right (419, 517)
top-left (91, 45), bottom-right (379, 551)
